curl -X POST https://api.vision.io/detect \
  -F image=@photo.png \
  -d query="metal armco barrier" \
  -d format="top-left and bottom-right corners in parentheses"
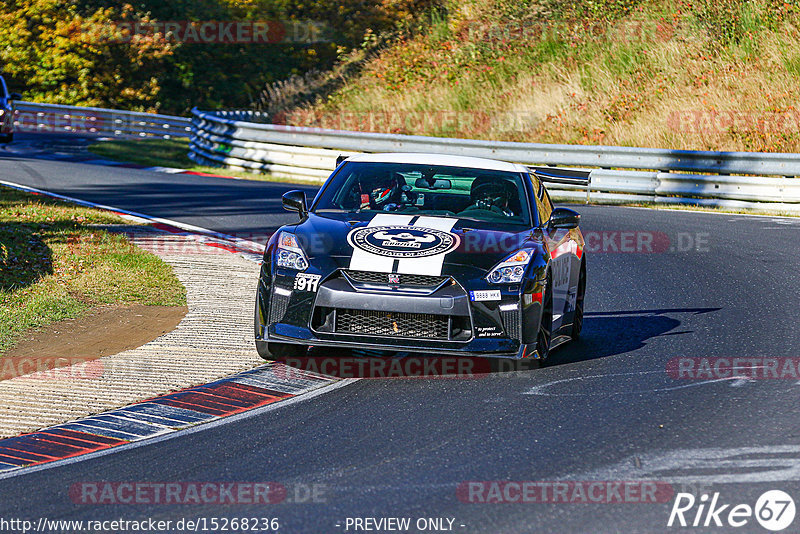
top-left (13, 101), bottom-right (191, 138)
top-left (189, 108), bottom-right (800, 212)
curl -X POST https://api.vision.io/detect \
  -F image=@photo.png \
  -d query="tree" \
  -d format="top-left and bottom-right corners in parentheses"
top-left (0, 1), bottom-right (173, 111)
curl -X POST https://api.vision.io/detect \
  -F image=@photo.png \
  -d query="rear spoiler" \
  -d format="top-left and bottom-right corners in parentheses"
top-left (336, 154), bottom-right (348, 167)
top-left (528, 166), bottom-right (592, 187)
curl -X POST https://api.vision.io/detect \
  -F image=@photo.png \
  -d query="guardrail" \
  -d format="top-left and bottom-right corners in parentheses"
top-left (188, 108), bottom-right (800, 212)
top-left (13, 101), bottom-right (191, 138)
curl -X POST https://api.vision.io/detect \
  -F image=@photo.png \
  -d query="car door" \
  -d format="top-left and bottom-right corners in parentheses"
top-left (532, 175), bottom-right (574, 333)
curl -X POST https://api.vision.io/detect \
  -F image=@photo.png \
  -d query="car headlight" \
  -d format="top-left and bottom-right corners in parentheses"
top-left (486, 249), bottom-right (533, 284)
top-left (275, 231), bottom-right (309, 270)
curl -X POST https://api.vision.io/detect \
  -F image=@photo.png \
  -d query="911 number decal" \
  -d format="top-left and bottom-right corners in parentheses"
top-left (294, 273), bottom-right (321, 292)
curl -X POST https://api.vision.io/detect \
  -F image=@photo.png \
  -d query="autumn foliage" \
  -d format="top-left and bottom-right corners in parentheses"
top-left (0, 0), bottom-right (438, 114)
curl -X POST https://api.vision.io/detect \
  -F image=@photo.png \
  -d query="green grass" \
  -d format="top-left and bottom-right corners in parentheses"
top-left (0, 187), bottom-right (187, 354)
top-left (88, 138), bottom-right (301, 182)
top-left (619, 203), bottom-right (800, 218)
top-left (89, 138), bottom-right (195, 169)
top-left (548, 196), bottom-right (800, 218)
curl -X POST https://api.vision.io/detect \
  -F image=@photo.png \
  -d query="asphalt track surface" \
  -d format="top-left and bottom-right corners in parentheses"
top-left (2, 134), bottom-right (800, 533)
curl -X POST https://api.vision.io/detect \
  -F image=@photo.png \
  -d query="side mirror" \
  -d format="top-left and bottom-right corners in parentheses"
top-left (282, 190), bottom-right (307, 218)
top-left (547, 207), bottom-right (580, 230)
top-left (8, 93), bottom-right (21, 101)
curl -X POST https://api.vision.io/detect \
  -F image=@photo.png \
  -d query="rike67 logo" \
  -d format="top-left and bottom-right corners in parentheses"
top-left (668, 490), bottom-right (795, 531)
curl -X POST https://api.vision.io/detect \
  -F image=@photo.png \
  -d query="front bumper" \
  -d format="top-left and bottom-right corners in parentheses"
top-left (256, 267), bottom-right (544, 359)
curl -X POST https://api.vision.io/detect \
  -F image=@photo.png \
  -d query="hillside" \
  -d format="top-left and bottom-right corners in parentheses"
top-left (0, 0), bottom-right (436, 114)
top-left (282, 0), bottom-right (800, 152)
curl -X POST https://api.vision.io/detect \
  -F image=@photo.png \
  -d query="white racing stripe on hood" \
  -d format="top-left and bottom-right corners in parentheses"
top-left (396, 216), bottom-right (458, 275)
top-left (348, 213), bottom-right (415, 273)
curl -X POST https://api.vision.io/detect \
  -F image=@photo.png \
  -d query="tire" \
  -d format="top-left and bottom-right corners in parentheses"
top-left (536, 276), bottom-right (553, 362)
top-left (254, 293), bottom-right (307, 360)
top-left (256, 339), bottom-right (307, 360)
top-left (571, 260), bottom-right (586, 341)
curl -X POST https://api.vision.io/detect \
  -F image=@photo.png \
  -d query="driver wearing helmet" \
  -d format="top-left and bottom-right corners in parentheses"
top-left (370, 175), bottom-right (400, 208)
top-left (463, 176), bottom-right (518, 217)
top-left (353, 172), bottom-right (407, 211)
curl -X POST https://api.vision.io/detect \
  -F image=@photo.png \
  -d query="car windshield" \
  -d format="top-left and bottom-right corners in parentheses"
top-left (313, 161), bottom-right (531, 226)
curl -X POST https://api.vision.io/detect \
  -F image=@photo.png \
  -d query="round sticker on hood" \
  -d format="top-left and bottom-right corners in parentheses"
top-left (347, 225), bottom-right (460, 259)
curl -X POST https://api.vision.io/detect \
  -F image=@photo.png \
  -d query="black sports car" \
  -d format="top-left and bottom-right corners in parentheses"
top-left (255, 153), bottom-right (588, 364)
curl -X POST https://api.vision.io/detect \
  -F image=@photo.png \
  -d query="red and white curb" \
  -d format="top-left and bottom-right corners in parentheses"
top-left (0, 179), bottom-right (353, 472)
top-left (0, 364), bottom-right (345, 477)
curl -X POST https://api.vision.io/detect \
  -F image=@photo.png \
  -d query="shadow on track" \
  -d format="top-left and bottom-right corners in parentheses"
top-left (273, 307), bottom-right (720, 378)
top-left (545, 307), bottom-right (721, 367)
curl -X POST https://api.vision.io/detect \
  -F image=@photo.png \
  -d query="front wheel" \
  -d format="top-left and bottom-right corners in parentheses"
top-left (536, 277), bottom-right (553, 362)
top-left (255, 339), bottom-right (307, 360)
top-left (571, 260), bottom-right (586, 340)
top-left (254, 294), bottom-right (307, 360)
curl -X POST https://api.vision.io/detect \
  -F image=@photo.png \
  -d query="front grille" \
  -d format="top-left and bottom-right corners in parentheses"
top-left (344, 270), bottom-right (447, 288)
top-left (501, 309), bottom-right (522, 341)
top-left (335, 309), bottom-right (449, 339)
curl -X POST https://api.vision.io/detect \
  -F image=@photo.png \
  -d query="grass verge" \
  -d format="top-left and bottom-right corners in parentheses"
top-left (87, 138), bottom-right (293, 182)
top-left (612, 203), bottom-right (800, 218)
top-left (0, 187), bottom-right (187, 355)
top-left (549, 196), bottom-right (800, 217)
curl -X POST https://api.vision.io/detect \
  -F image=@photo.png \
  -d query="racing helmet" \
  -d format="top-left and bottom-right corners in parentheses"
top-left (469, 176), bottom-right (519, 215)
top-left (368, 172), bottom-right (404, 209)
